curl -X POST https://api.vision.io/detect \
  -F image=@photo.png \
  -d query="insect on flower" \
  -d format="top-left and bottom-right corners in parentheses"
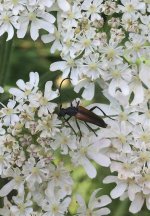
top-left (58, 78), bottom-right (113, 141)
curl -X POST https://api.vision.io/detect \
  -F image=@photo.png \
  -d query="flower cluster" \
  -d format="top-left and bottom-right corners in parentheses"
top-left (0, 72), bottom-right (111, 215)
top-left (47, 0), bottom-right (150, 214)
top-left (0, 0), bottom-right (70, 40)
top-left (0, 0), bottom-right (150, 215)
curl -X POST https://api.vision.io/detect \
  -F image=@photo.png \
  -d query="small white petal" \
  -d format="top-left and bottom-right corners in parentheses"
top-left (111, 183), bottom-right (127, 199)
top-left (129, 194), bottom-right (144, 214)
top-left (81, 157), bottom-right (97, 178)
top-left (57, 0), bottom-right (70, 11)
top-left (0, 180), bottom-right (15, 197)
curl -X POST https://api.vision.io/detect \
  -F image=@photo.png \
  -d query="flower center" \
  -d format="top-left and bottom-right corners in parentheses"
top-left (126, 4), bottom-right (134, 12)
top-left (106, 48), bottom-right (115, 60)
top-left (83, 39), bottom-right (91, 47)
top-left (89, 63), bottom-right (97, 70)
top-left (89, 5), bottom-right (96, 13)
top-left (140, 133), bottom-right (150, 143)
top-left (111, 70), bottom-right (121, 78)
top-left (28, 12), bottom-right (36, 21)
top-left (118, 134), bottom-right (126, 144)
top-left (39, 97), bottom-right (48, 105)
top-left (119, 112), bottom-right (128, 121)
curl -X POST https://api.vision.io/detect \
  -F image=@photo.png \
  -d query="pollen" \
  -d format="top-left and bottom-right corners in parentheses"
top-left (65, 39), bottom-right (72, 47)
top-left (111, 70), bottom-right (121, 79)
top-left (28, 12), bottom-right (36, 21)
top-left (140, 133), bottom-right (150, 143)
top-left (89, 63), bottom-right (97, 70)
top-left (89, 5), bottom-right (96, 13)
top-left (126, 4), bottom-right (135, 12)
top-left (123, 163), bottom-right (132, 170)
top-left (133, 43), bottom-right (142, 52)
top-left (119, 112), bottom-right (128, 121)
top-left (24, 89), bottom-right (32, 96)
top-left (67, 11), bottom-right (74, 19)
top-left (118, 134), bottom-right (126, 144)
top-left (39, 97), bottom-right (48, 105)
top-left (52, 204), bottom-right (59, 213)
top-left (4, 108), bottom-right (14, 115)
top-left (2, 15), bottom-right (10, 23)
top-left (83, 39), bottom-right (91, 47)
top-left (139, 152), bottom-right (150, 162)
top-left (106, 48), bottom-right (115, 60)
top-left (32, 167), bottom-right (40, 174)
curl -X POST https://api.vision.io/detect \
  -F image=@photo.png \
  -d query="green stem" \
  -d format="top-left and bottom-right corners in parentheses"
top-left (0, 34), bottom-right (7, 85)
top-left (113, 199), bottom-right (129, 216)
top-left (0, 35), bottom-right (13, 86)
top-left (3, 38), bottom-right (13, 85)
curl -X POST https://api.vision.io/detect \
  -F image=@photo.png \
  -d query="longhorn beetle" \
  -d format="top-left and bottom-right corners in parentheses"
top-left (58, 78), bottom-right (113, 140)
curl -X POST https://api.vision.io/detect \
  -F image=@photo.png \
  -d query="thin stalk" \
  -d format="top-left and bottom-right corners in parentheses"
top-left (0, 34), bottom-right (7, 85)
top-left (3, 38), bottom-right (13, 85)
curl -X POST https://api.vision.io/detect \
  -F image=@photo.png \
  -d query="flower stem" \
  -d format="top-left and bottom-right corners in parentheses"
top-left (0, 35), bottom-right (13, 86)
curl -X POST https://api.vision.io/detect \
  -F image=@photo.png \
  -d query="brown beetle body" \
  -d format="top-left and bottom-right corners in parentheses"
top-left (75, 106), bottom-right (107, 128)
top-left (58, 78), bottom-right (110, 140)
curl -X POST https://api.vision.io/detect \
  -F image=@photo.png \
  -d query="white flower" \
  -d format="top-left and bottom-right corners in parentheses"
top-left (118, 0), bottom-right (146, 19)
top-left (70, 137), bottom-right (111, 178)
top-left (22, 157), bottom-right (49, 188)
top-left (41, 26), bottom-right (62, 53)
top-left (36, 114), bottom-right (61, 137)
top-left (0, 100), bottom-right (19, 126)
top-left (0, 197), bottom-right (12, 216)
top-left (9, 72), bottom-right (39, 102)
top-left (10, 193), bottom-right (33, 216)
top-left (61, 2), bottom-right (82, 28)
top-left (101, 63), bottom-right (132, 97)
top-left (103, 175), bottom-right (141, 201)
top-left (100, 41), bottom-right (124, 64)
top-left (42, 184), bottom-right (71, 216)
top-left (74, 78), bottom-right (95, 100)
top-left (0, 8), bottom-right (19, 40)
top-left (81, 0), bottom-right (103, 21)
top-left (125, 33), bottom-right (146, 62)
top-left (48, 162), bottom-right (73, 189)
top-left (76, 188), bottom-right (112, 216)
top-left (78, 53), bottom-right (104, 80)
top-left (17, 5), bottom-right (55, 40)
top-left (3, 0), bottom-right (25, 15)
top-left (29, 81), bottom-right (58, 116)
top-left (129, 192), bottom-right (150, 213)
top-left (0, 167), bottom-right (25, 197)
top-left (51, 127), bottom-right (77, 154)
top-left (50, 55), bottom-right (80, 82)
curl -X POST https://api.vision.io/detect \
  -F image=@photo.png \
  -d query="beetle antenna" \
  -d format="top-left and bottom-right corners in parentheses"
top-left (59, 77), bottom-right (72, 108)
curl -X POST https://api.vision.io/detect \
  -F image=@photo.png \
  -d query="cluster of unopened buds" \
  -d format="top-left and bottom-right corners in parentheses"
top-left (0, 0), bottom-right (150, 215)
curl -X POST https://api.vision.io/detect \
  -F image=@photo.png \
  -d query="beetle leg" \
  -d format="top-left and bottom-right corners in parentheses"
top-left (63, 117), bottom-right (77, 136)
top-left (75, 119), bottom-right (82, 141)
top-left (76, 100), bottom-right (80, 107)
top-left (90, 106), bottom-right (115, 120)
top-left (84, 122), bottom-right (97, 137)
